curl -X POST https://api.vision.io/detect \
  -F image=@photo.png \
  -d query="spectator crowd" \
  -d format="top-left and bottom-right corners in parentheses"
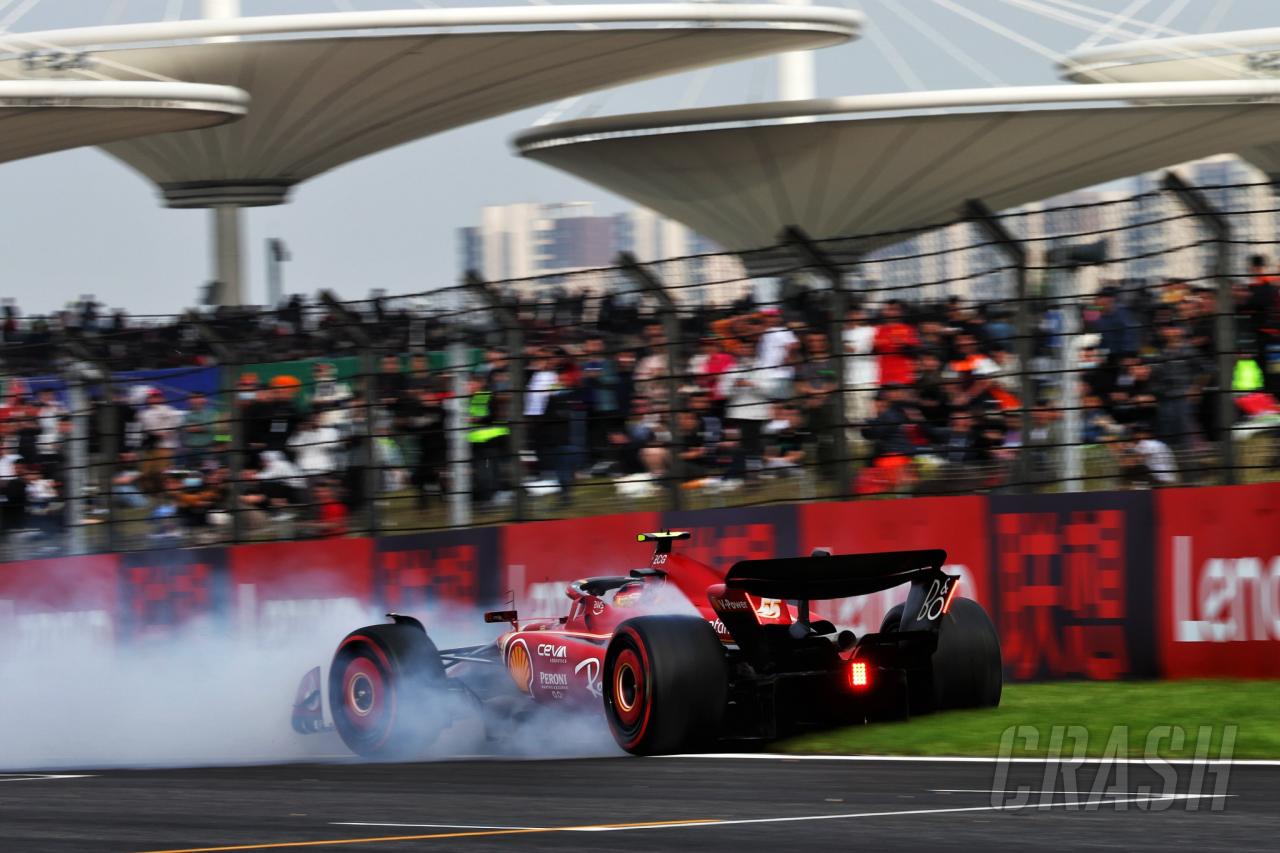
top-left (1, 252), bottom-right (1277, 553)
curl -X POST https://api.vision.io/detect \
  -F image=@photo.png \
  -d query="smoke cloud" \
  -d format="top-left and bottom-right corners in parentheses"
top-left (0, 585), bottom-right (627, 770)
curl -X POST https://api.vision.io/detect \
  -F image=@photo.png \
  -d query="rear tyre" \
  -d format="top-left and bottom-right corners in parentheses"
top-left (930, 597), bottom-right (1002, 710)
top-left (329, 622), bottom-right (448, 759)
top-left (881, 598), bottom-right (1002, 714)
top-left (603, 615), bottom-right (728, 755)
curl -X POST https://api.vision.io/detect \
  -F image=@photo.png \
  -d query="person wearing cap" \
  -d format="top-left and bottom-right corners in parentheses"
top-left (1092, 285), bottom-right (1138, 360)
top-left (1243, 254), bottom-right (1280, 395)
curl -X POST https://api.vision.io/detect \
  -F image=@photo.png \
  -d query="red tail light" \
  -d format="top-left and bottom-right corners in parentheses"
top-left (850, 661), bottom-right (869, 689)
top-left (941, 577), bottom-right (961, 615)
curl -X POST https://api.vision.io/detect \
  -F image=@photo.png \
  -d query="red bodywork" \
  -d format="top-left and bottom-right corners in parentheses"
top-left (494, 548), bottom-right (800, 706)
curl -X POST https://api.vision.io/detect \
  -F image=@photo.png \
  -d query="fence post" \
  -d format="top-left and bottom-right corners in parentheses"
top-left (320, 291), bottom-right (381, 534)
top-left (1160, 172), bottom-right (1237, 485)
top-left (466, 272), bottom-right (527, 522)
top-left (781, 226), bottom-right (853, 498)
top-left (62, 339), bottom-right (114, 552)
top-left (965, 199), bottom-right (1034, 492)
top-left (618, 252), bottom-right (682, 511)
top-left (58, 359), bottom-right (89, 556)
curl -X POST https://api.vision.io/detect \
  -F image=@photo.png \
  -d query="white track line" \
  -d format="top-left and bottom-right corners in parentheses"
top-left (0, 774), bottom-right (95, 782)
top-left (668, 753), bottom-right (1280, 767)
top-left (340, 793), bottom-right (1229, 835)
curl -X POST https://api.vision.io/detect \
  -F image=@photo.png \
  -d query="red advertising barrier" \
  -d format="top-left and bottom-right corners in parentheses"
top-left (118, 548), bottom-right (228, 642)
top-left (502, 512), bottom-right (659, 619)
top-left (1, 483), bottom-right (1276, 684)
top-left (799, 497), bottom-right (990, 637)
top-left (0, 554), bottom-right (119, 646)
top-left (989, 492), bottom-right (1157, 681)
top-left (374, 528), bottom-right (500, 612)
top-left (1157, 483), bottom-right (1280, 678)
top-left (228, 538), bottom-right (375, 641)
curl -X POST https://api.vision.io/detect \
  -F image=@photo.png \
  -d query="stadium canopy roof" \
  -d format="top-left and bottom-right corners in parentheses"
top-left (0, 79), bottom-right (246, 165)
top-left (1, 4), bottom-right (863, 208)
top-left (515, 81), bottom-right (1280, 259)
top-left (1061, 29), bottom-right (1280, 178)
top-left (1060, 28), bottom-right (1280, 84)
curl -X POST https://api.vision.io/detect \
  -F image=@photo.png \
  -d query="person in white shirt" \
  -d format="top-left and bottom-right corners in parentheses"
top-left (136, 390), bottom-right (184, 451)
top-left (523, 352), bottom-right (558, 417)
top-left (34, 389), bottom-right (67, 456)
top-left (287, 414), bottom-right (341, 477)
top-left (755, 308), bottom-right (799, 399)
top-left (842, 305), bottom-right (878, 425)
top-left (1134, 424), bottom-right (1178, 485)
top-left (722, 335), bottom-right (771, 473)
top-left (311, 362), bottom-right (354, 432)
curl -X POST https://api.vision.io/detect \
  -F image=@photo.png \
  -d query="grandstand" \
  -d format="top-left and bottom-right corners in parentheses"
top-left (1, 179), bottom-right (1276, 559)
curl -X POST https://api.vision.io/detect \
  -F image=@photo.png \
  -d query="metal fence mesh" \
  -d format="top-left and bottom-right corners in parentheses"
top-left (1, 178), bottom-right (1277, 558)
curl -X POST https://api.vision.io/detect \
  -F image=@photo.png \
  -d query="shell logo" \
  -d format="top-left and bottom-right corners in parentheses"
top-left (506, 639), bottom-right (534, 694)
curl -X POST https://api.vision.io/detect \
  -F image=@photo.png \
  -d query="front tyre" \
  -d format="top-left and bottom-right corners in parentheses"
top-left (603, 615), bottom-right (727, 755)
top-left (329, 622), bottom-right (447, 759)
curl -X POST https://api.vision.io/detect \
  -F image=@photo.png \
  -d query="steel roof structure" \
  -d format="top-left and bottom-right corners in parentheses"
top-left (1062, 29), bottom-right (1280, 179)
top-left (1, 5), bottom-right (862, 304)
top-left (0, 79), bottom-right (246, 166)
top-left (515, 81), bottom-right (1280, 258)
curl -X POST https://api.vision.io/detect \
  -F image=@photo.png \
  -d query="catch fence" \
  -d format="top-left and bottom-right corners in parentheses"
top-left (0, 174), bottom-right (1277, 558)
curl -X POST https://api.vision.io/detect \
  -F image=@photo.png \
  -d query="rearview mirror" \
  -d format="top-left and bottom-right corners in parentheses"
top-left (484, 610), bottom-right (518, 624)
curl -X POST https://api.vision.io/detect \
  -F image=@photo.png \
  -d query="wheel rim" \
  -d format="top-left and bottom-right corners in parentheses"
top-left (612, 648), bottom-right (645, 728)
top-left (342, 657), bottom-right (385, 731)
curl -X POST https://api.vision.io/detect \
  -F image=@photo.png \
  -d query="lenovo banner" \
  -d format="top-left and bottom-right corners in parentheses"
top-left (0, 555), bottom-right (119, 649)
top-left (1157, 483), bottom-right (1280, 678)
top-left (989, 492), bottom-right (1157, 681)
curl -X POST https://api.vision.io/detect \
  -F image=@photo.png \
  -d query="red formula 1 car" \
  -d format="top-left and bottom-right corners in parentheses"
top-left (293, 532), bottom-right (1002, 757)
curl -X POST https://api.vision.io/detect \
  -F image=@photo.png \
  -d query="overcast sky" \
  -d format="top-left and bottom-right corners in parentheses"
top-left (1, 0), bottom-right (1273, 315)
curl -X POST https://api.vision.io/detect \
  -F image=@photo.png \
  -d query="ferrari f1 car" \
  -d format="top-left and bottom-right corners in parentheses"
top-left (293, 532), bottom-right (1001, 757)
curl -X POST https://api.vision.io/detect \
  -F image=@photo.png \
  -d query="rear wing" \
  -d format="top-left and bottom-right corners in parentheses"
top-left (710, 549), bottom-right (959, 667)
top-left (724, 549), bottom-right (947, 600)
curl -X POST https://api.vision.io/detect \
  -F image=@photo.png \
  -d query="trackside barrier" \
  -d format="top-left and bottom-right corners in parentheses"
top-left (0, 487), bottom-right (1277, 680)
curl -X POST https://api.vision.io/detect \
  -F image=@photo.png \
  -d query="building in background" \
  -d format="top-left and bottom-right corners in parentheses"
top-left (462, 155), bottom-right (1276, 308)
top-left (458, 202), bottom-right (748, 304)
top-left (859, 154), bottom-right (1276, 304)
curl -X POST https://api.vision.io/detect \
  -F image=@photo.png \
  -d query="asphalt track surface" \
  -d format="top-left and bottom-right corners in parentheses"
top-left (2, 755), bottom-right (1278, 852)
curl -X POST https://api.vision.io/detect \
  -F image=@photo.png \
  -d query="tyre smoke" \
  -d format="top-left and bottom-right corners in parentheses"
top-left (0, 585), bottom-right (626, 769)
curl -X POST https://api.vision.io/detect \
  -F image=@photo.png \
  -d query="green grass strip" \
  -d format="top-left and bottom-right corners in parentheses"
top-left (780, 681), bottom-right (1280, 760)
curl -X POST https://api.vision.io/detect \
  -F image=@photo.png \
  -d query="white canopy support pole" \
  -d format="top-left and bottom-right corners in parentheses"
top-left (204, 0), bottom-right (239, 43)
top-left (1076, 0), bottom-right (1153, 51)
top-left (213, 205), bottom-right (244, 306)
top-left (778, 0), bottom-right (815, 125)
